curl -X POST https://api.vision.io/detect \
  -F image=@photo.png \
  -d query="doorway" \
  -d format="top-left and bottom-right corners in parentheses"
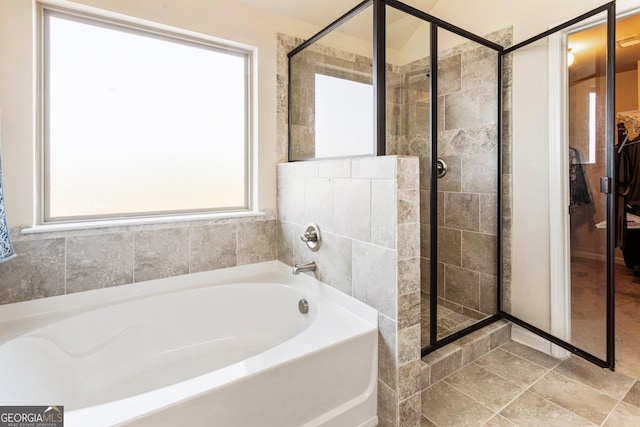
top-left (499, 2), bottom-right (617, 369)
top-left (612, 10), bottom-right (640, 379)
top-left (570, 10), bottom-right (640, 377)
top-left (563, 6), bottom-right (640, 378)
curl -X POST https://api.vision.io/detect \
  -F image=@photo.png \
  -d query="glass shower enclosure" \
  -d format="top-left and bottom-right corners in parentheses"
top-left (287, 0), bottom-right (617, 366)
top-left (287, 0), bottom-right (502, 356)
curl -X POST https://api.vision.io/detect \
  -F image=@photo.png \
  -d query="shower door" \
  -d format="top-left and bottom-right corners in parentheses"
top-left (381, 0), bottom-right (504, 354)
top-left (499, 2), bottom-right (616, 368)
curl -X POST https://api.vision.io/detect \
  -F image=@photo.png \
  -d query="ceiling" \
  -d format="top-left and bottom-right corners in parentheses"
top-left (237, 0), bottom-right (440, 29)
top-left (236, 0), bottom-right (440, 50)
top-left (237, 0), bottom-right (640, 75)
top-left (569, 12), bottom-right (640, 79)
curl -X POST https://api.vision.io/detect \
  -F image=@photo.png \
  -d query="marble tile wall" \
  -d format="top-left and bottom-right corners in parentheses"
top-left (502, 45), bottom-right (513, 313)
top-left (386, 28), bottom-right (513, 325)
top-left (287, 37), bottom-right (372, 161)
top-left (276, 156), bottom-right (422, 427)
top-left (0, 213), bottom-right (277, 305)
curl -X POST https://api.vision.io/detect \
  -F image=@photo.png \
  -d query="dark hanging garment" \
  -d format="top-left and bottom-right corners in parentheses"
top-left (617, 148), bottom-right (632, 248)
top-left (625, 142), bottom-right (640, 211)
top-left (569, 147), bottom-right (592, 206)
top-left (618, 123), bottom-right (640, 274)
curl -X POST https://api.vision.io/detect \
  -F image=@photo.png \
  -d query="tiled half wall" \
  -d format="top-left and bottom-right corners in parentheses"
top-left (0, 214), bottom-right (277, 305)
top-left (277, 156), bottom-right (422, 427)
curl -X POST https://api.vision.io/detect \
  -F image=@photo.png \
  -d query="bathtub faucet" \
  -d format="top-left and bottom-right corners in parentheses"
top-left (293, 261), bottom-right (316, 275)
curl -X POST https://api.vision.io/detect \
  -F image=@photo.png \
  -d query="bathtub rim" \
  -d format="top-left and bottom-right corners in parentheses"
top-left (0, 261), bottom-right (377, 341)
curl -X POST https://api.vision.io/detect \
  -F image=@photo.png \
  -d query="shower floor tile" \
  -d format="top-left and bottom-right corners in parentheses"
top-left (420, 293), bottom-right (484, 346)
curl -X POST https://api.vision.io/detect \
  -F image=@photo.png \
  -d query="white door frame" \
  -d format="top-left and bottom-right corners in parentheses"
top-left (549, 0), bottom-right (640, 359)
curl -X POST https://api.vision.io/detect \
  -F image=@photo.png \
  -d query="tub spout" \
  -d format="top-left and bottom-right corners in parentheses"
top-left (293, 261), bottom-right (316, 275)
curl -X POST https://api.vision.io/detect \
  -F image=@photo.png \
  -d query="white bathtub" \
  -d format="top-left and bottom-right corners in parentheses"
top-left (0, 261), bottom-right (378, 426)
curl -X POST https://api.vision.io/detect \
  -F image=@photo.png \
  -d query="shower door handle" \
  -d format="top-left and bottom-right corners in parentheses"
top-left (600, 177), bottom-right (611, 194)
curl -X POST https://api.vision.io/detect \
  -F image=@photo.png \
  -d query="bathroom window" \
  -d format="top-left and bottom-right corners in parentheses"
top-left (588, 91), bottom-right (597, 164)
top-left (41, 8), bottom-right (253, 223)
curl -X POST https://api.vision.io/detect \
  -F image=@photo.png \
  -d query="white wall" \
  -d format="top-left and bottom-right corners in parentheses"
top-left (618, 69), bottom-right (639, 112)
top-left (0, 0), bottom-right (323, 226)
top-left (430, 0), bottom-right (606, 46)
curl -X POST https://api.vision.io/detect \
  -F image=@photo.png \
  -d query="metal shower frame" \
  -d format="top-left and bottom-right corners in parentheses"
top-left (287, 0), bottom-right (616, 368)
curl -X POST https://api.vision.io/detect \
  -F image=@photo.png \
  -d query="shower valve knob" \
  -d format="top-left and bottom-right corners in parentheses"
top-left (300, 231), bottom-right (318, 242)
top-left (300, 223), bottom-right (322, 252)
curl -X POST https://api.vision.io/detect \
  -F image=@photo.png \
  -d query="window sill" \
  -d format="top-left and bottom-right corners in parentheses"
top-left (21, 210), bottom-right (267, 235)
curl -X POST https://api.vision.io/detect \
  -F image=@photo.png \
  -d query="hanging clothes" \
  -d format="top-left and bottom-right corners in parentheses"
top-left (618, 122), bottom-right (640, 275)
top-left (617, 120), bottom-right (640, 208)
top-left (624, 141), bottom-right (640, 212)
top-left (569, 146), bottom-right (592, 206)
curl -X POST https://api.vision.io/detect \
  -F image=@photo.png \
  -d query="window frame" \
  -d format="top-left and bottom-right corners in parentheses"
top-left (37, 3), bottom-right (256, 227)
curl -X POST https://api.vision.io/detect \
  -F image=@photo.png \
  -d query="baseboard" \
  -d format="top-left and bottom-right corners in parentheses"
top-left (511, 325), bottom-right (571, 359)
top-left (510, 325), bottom-right (553, 355)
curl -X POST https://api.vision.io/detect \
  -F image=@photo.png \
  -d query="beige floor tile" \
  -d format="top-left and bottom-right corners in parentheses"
top-left (623, 381), bottom-right (640, 408)
top-left (615, 294), bottom-right (640, 379)
top-left (445, 363), bottom-right (525, 411)
top-left (499, 390), bottom-right (598, 427)
top-left (603, 401), bottom-right (640, 426)
top-left (475, 348), bottom-right (548, 387)
top-left (530, 371), bottom-right (618, 424)
top-left (422, 381), bottom-right (495, 427)
top-left (418, 257), bottom-right (640, 426)
top-left (553, 356), bottom-right (635, 400)
top-left (572, 258), bottom-right (640, 381)
top-left (482, 414), bottom-right (518, 427)
top-left (499, 341), bottom-right (561, 369)
top-left (570, 259), bottom-right (607, 358)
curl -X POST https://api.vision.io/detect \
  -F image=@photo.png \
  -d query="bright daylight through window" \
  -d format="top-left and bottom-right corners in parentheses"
top-left (43, 9), bottom-right (251, 222)
top-left (314, 73), bottom-right (373, 158)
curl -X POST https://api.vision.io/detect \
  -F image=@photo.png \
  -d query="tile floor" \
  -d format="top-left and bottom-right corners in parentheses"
top-left (613, 262), bottom-right (640, 379)
top-left (421, 261), bottom-right (640, 426)
top-left (421, 340), bottom-right (640, 426)
top-left (569, 257), bottom-right (640, 378)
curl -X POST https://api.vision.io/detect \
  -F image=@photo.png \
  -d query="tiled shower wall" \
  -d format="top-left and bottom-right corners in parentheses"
top-left (288, 40), bottom-right (372, 160)
top-left (386, 28), bottom-right (513, 321)
top-left (0, 214), bottom-right (276, 305)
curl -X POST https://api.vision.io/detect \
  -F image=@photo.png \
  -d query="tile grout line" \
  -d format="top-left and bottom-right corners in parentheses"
top-left (477, 347), bottom-right (556, 379)
top-left (522, 370), bottom-right (602, 426)
top-left (549, 361), bottom-right (636, 402)
top-left (446, 357), bottom-right (550, 414)
top-left (599, 399), bottom-right (625, 427)
top-left (498, 343), bottom-right (563, 371)
top-left (441, 374), bottom-right (504, 419)
top-left (442, 350), bottom-right (562, 418)
top-left (479, 343), bottom-right (639, 425)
